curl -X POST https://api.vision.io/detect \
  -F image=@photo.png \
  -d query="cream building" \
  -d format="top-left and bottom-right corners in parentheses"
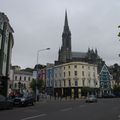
top-left (54, 61), bottom-right (99, 98)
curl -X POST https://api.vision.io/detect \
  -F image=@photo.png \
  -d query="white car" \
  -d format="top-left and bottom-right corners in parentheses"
top-left (86, 95), bottom-right (97, 103)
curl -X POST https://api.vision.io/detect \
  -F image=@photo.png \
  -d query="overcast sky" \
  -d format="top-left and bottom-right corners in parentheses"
top-left (1, 0), bottom-right (120, 69)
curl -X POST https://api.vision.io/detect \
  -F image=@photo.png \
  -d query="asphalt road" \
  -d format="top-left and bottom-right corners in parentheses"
top-left (0, 98), bottom-right (120, 120)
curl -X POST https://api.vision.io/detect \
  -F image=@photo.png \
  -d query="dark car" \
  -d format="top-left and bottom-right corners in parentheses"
top-left (14, 93), bottom-right (34, 107)
top-left (102, 93), bottom-right (116, 98)
top-left (0, 95), bottom-right (13, 110)
top-left (86, 95), bottom-right (97, 103)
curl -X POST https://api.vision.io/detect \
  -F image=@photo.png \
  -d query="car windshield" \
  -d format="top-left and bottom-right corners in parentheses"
top-left (88, 95), bottom-right (96, 98)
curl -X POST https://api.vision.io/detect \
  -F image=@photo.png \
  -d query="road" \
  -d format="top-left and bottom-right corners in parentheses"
top-left (0, 98), bottom-right (120, 120)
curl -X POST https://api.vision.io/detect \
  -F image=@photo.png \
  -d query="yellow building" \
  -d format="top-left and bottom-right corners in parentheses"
top-left (54, 62), bottom-right (99, 98)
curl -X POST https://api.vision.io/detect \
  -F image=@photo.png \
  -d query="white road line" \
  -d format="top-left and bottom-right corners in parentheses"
top-left (20, 114), bottom-right (47, 120)
top-left (60, 108), bottom-right (72, 112)
top-left (118, 115), bottom-right (120, 119)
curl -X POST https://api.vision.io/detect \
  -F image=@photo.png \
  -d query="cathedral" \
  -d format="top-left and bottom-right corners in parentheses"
top-left (55, 11), bottom-right (104, 73)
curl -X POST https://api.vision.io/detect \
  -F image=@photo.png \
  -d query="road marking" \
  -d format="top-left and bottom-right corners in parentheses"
top-left (60, 107), bottom-right (72, 112)
top-left (118, 115), bottom-right (120, 118)
top-left (20, 114), bottom-right (47, 120)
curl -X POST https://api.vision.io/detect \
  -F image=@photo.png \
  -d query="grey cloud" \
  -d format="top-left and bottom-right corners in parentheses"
top-left (1, 0), bottom-right (120, 68)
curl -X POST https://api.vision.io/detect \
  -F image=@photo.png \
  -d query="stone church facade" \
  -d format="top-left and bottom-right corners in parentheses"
top-left (55, 11), bottom-right (104, 73)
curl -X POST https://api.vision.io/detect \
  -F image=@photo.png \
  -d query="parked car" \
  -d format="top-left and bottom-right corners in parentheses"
top-left (0, 95), bottom-right (13, 110)
top-left (14, 93), bottom-right (35, 107)
top-left (86, 95), bottom-right (97, 103)
top-left (102, 93), bottom-right (116, 98)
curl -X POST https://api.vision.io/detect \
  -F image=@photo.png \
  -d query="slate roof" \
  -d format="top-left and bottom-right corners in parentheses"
top-left (72, 52), bottom-right (87, 58)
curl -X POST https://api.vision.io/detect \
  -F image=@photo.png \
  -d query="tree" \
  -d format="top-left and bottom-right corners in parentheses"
top-left (113, 85), bottom-right (120, 96)
top-left (29, 79), bottom-right (45, 93)
top-left (29, 79), bottom-right (36, 93)
top-left (109, 64), bottom-right (120, 85)
top-left (118, 25), bottom-right (120, 38)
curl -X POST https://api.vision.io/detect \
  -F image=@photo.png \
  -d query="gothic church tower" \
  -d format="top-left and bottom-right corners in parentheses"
top-left (58, 11), bottom-right (72, 63)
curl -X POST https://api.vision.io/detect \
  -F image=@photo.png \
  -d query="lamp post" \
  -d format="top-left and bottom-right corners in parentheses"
top-left (36, 48), bottom-right (50, 101)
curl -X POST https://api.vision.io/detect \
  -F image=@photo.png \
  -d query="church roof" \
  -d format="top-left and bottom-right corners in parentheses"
top-left (72, 52), bottom-right (87, 58)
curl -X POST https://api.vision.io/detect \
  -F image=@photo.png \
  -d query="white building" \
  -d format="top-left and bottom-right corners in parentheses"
top-left (9, 66), bottom-right (33, 94)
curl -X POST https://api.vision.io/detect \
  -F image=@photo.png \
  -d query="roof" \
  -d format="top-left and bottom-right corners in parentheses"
top-left (72, 52), bottom-right (87, 58)
top-left (14, 71), bottom-right (33, 76)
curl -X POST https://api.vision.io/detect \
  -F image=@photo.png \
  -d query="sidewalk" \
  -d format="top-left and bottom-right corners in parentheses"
top-left (35, 96), bottom-right (85, 104)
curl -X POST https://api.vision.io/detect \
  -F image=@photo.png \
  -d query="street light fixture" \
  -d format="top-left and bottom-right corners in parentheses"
top-left (36, 48), bottom-right (50, 101)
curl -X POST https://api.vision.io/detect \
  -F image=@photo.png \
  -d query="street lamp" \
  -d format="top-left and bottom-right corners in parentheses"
top-left (36, 48), bottom-right (50, 101)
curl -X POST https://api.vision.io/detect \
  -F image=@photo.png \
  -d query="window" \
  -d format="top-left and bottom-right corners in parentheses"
top-left (74, 65), bottom-right (77, 68)
top-left (68, 66), bottom-right (70, 69)
top-left (28, 77), bottom-right (31, 81)
top-left (20, 76), bottom-right (22, 81)
top-left (88, 66), bottom-right (90, 70)
top-left (88, 72), bottom-right (90, 77)
top-left (68, 71), bottom-right (70, 76)
top-left (64, 72), bottom-right (65, 77)
top-left (0, 34), bottom-right (2, 49)
top-left (88, 80), bottom-right (90, 85)
top-left (15, 76), bottom-right (17, 80)
top-left (24, 77), bottom-right (26, 81)
top-left (82, 71), bottom-right (84, 76)
top-left (94, 80), bottom-right (97, 86)
top-left (5, 30), bottom-right (9, 43)
top-left (83, 80), bottom-right (85, 86)
top-left (24, 84), bottom-right (26, 89)
top-left (55, 73), bottom-right (57, 77)
top-left (74, 71), bottom-right (77, 76)
top-left (93, 72), bottom-right (95, 78)
top-left (9, 84), bottom-right (12, 88)
top-left (64, 67), bottom-right (65, 70)
top-left (59, 80), bottom-right (61, 87)
top-left (64, 80), bottom-right (66, 87)
top-left (69, 80), bottom-right (71, 87)
top-left (14, 83), bottom-right (17, 88)
top-left (75, 80), bottom-right (78, 86)
top-left (4, 54), bottom-right (7, 62)
top-left (55, 81), bottom-right (57, 87)
top-left (0, 22), bottom-right (3, 30)
top-left (82, 66), bottom-right (84, 69)
top-left (59, 73), bottom-right (61, 77)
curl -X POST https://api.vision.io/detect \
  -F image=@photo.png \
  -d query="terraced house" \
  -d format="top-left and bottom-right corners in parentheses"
top-left (0, 12), bottom-right (14, 96)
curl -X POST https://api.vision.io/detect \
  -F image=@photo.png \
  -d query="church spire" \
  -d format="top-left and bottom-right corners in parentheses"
top-left (64, 10), bottom-right (68, 27)
top-left (58, 10), bottom-right (72, 63)
top-left (63, 10), bottom-right (70, 31)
